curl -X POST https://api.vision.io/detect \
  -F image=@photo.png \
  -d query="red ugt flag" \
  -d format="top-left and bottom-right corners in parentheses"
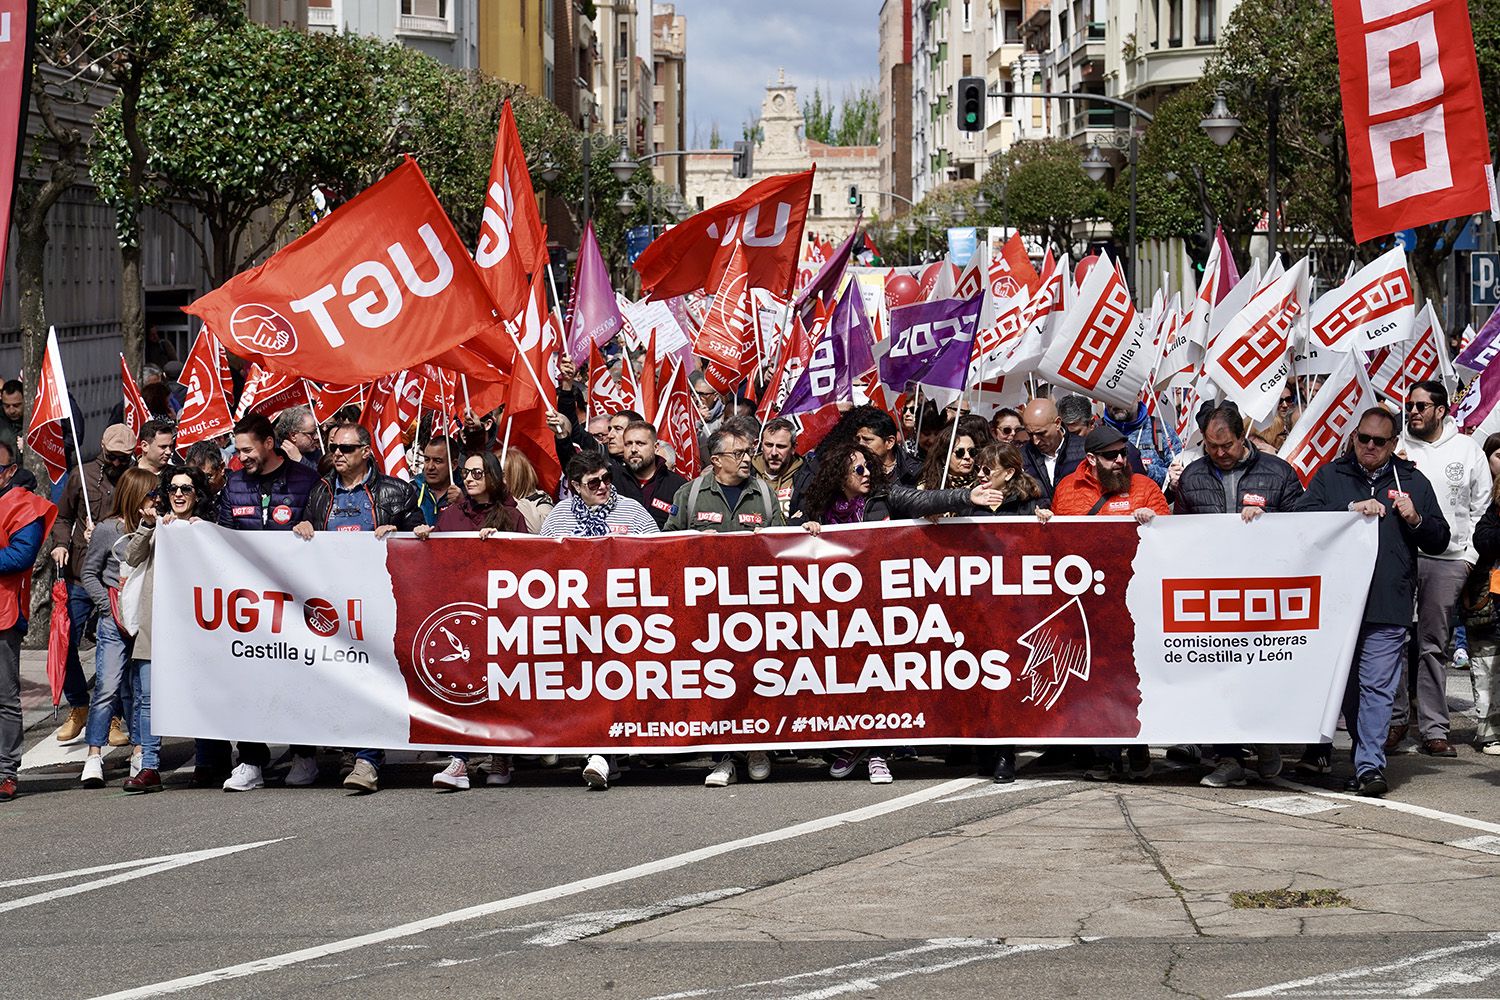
top-left (474, 99), bottom-right (547, 321)
top-left (634, 169), bottom-right (814, 300)
top-left (652, 359), bottom-right (702, 479)
top-left (176, 329), bottom-right (235, 447)
top-left (119, 354), bottom-right (148, 438)
top-left (26, 327), bottom-right (72, 483)
top-left (1334, 0), bottom-right (1496, 243)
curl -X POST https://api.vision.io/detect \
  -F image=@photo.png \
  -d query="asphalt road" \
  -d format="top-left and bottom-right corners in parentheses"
top-left (4, 673), bottom-right (1500, 1000)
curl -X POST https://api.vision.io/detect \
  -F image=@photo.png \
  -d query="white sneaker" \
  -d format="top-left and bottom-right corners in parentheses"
top-left (222, 763), bottom-right (264, 792)
top-left (129, 750), bottom-right (143, 778)
top-left (1481, 741), bottom-right (1500, 756)
top-left (746, 751), bottom-right (771, 782)
top-left (433, 757), bottom-right (470, 791)
top-left (583, 754), bottom-right (610, 790)
top-left (1254, 746), bottom-right (1282, 780)
top-left (284, 755), bottom-right (319, 787)
top-left (486, 755), bottom-right (513, 786)
top-left (1200, 759), bottom-right (1247, 788)
top-left (81, 755), bottom-right (105, 788)
top-left (704, 758), bottom-right (737, 787)
top-left (867, 755), bottom-right (893, 784)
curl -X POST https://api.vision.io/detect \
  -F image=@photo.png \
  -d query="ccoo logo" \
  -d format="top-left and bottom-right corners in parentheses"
top-left (229, 303), bottom-right (299, 358)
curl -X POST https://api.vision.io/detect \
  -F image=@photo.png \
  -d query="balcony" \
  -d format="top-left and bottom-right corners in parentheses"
top-left (577, 13), bottom-right (594, 46)
top-left (1066, 104), bottom-right (1119, 138)
top-left (307, 6), bottom-right (335, 28)
top-left (397, 13), bottom-right (454, 37)
top-left (1070, 22), bottom-right (1106, 65)
top-left (1128, 43), bottom-right (1214, 93)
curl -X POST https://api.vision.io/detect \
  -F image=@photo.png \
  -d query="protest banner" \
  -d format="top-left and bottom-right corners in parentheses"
top-left (154, 513), bottom-right (1374, 752)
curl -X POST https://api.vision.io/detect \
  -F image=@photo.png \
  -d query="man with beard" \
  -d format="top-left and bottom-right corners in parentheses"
top-left (612, 420), bottom-right (686, 528)
top-left (47, 424), bottom-right (137, 745)
top-left (752, 417), bottom-right (815, 520)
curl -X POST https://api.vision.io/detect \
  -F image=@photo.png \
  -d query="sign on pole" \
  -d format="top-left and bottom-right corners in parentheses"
top-left (1472, 252), bottom-right (1500, 308)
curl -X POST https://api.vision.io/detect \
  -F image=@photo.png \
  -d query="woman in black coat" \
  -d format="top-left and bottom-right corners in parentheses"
top-left (795, 441), bottom-right (1001, 527)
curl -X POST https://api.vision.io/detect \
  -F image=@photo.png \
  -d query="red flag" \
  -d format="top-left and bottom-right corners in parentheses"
top-left (309, 382), bottom-right (366, 424)
top-left (586, 341), bottom-right (638, 421)
top-left (758, 308), bottom-right (815, 421)
top-left (619, 350), bottom-right (644, 417)
top-left (473, 99), bottom-right (547, 320)
top-left (176, 329), bottom-right (235, 447)
top-left (119, 354), bottom-right (148, 438)
top-left (235, 365), bottom-right (312, 420)
top-left (652, 359), bottom-right (702, 479)
top-left (634, 169), bottom-right (815, 299)
top-left (25, 327), bottom-right (72, 483)
top-left (693, 242), bottom-right (756, 393)
top-left (638, 328), bottom-right (659, 422)
top-left (1366, 303), bottom-right (1453, 401)
top-left (360, 371), bottom-right (425, 480)
top-left (992, 234), bottom-right (1041, 297)
top-left (1334, 0), bottom-right (1496, 243)
top-left (186, 158), bottom-right (507, 384)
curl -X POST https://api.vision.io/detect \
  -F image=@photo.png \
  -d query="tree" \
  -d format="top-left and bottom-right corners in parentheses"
top-left (977, 140), bottom-right (1107, 258)
top-left (802, 83), bottom-right (878, 146)
top-left (802, 86), bottom-right (834, 143)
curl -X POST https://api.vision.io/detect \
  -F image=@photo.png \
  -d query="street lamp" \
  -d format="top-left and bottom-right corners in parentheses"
top-left (922, 208), bottom-right (941, 260)
top-left (536, 153), bottom-right (560, 185)
top-left (1081, 144), bottom-right (1110, 182)
top-left (608, 141), bottom-right (638, 184)
top-left (973, 189), bottom-right (990, 218)
top-left (1198, 86), bottom-right (1281, 263)
top-left (1198, 89), bottom-right (1242, 147)
top-left (1082, 139), bottom-right (1140, 294)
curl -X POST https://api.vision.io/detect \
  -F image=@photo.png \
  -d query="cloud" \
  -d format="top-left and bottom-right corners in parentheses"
top-left (646, 1), bottom-right (879, 145)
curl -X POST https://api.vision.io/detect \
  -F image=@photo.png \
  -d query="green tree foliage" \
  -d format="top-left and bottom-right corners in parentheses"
top-left (802, 83), bottom-right (878, 146)
top-left (978, 140), bottom-right (1107, 258)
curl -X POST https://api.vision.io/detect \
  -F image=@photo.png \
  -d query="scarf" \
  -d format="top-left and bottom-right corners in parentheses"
top-left (827, 495), bottom-right (867, 525)
top-left (571, 490), bottom-right (616, 537)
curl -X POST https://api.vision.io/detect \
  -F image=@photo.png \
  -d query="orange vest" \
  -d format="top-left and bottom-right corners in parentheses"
top-left (0, 487), bottom-right (59, 631)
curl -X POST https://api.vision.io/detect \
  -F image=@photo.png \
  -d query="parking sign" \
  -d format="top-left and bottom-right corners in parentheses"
top-left (1474, 252), bottom-right (1500, 307)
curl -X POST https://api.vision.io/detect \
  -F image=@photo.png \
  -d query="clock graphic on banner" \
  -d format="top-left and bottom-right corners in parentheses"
top-left (411, 603), bottom-right (490, 706)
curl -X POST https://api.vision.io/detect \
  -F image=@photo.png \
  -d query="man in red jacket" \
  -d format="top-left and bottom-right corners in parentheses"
top-left (0, 462), bottom-right (59, 801)
top-left (1052, 425), bottom-right (1170, 523)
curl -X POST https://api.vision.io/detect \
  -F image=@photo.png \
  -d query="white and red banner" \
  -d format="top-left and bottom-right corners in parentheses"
top-left (359, 370), bottom-right (424, 481)
top-left (1307, 246), bottom-right (1414, 353)
top-left (652, 358), bottom-right (702, 479)
top-left (25, 327), bottom-right (72, 482)
top-left (1333, 0), bottom-right (1496, 243)
top-left (1364, 301), bottom-right (1452, 401)
top-left (176, 329), bottom-right (236, 447)
top-left (1038, 252), bottom-right (1152, 409)
top-left (1205, 257), bottom-right (1310, 420)
top-left (119, 354), bottom-right (148, 438)
top-left (1279, 350), bottom-right (1379, 486)
top-left (153, 514), bottom-right (1376, 751)
top-left (0, 0), bottom-right (33, 314)
top-left (234, 364), bottom-right (311, 420)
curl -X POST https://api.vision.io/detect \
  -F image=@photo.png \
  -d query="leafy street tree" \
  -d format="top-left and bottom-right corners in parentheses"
top-left (976, 140), bottom-right (1108, 259)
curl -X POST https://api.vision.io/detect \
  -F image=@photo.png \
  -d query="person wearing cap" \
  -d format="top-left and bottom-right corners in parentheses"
top-left (46, 423), bottom-right (138, 746)
top-left (1052, 424), bottom-right (1170, 783)
top-left (1051, 425), bottom-right (1171, 523)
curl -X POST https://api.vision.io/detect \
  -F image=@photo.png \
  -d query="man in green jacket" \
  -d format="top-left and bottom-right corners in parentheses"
top-left (664, 426), bottom-right (785, 533)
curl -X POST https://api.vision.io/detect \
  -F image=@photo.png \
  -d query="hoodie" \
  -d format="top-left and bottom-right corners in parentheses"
top-left (1403, 418), bottom-right (1490, 562)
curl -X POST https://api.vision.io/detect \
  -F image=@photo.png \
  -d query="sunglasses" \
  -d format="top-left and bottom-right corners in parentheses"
top-left (330, 442), bottom-right (364, 454)
top-left (851, 464), bottom-right (869, 477)
top-left (578, 473), bottom-right (611, 490)
top-left (1355, 432), bottom-right (1392, 446)
top-left (102, 451), bottom-right (133, 464)
top-left (953, 447), bottom-right (976, 458)
top-left (1278, 396), bottom-right (1294, 406)
top-left (1404, 401), bottom-right (1434, 413)
top-left (165, 483), bottom-right (196, 495)
top-left (460, 467), bottom-right (486, 480)
top-left (1095, 448), bottom-right (1129, 461)
top-left (995, 427), bottom-right (1017, 436)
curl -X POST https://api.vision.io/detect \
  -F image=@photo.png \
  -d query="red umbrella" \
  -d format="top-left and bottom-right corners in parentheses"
top-left (46, 579), bottom-right (69, 709)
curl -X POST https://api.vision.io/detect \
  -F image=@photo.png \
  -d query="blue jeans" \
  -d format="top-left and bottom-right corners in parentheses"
top-left (1343, 624), bottom-right (1408, 775)
top-left (128, 659), bottom-right (159, 770)
top-left (84, 615), bottom-right (133, 748)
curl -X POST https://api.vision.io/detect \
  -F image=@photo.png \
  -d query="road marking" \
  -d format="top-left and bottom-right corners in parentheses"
top-left (498, 887), bottom-right (748, 946)
top-left (0, 840), bottom-right (288, 915)
top-left (644, 937), bottom-right (1076, 1000)
top-left (1229, 932), bottom-right (1500, 997)
top-left (1270, 777), bottom-right (1500, 836)
top-left (934, 779), bottom-right (1072, 803)
top-left (1240, 795), bottom-right (1343, 817)
top-left (1448, 835), bottom-right (1500, 857)
top-left (85, 776), bottom-right (987, 1000)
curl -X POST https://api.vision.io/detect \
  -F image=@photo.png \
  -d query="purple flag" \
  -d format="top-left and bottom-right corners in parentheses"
top-left (565, 221), bottom-right (624, 363)
top-left (779, 315), bottom-right (846, 416)
top-left (879, 292), bottom-right (984, 397)
top-left (1213, 225), bottom-right (1240, 303)
top-left (1455, 307), bottom-right (1500, 376)
top-left (842, 280), bottom-right (876, 381)
top-left (791, 220), bottom-right (862, 325)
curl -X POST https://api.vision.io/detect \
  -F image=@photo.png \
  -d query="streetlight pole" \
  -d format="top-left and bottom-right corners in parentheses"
top-left (1266, 84), bottom-right (1279, 262)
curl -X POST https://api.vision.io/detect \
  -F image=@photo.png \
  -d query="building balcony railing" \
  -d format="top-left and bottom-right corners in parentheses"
top-left (308, 6), bottom-right (335, 27)
top-left (397, 13), bottom-right (453, 36)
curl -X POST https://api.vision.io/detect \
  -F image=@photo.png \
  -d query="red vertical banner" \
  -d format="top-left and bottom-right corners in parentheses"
top-left (1333, 0), bottom-right (1495, 243)
top-left (0, 1), bottom-right (34, 313)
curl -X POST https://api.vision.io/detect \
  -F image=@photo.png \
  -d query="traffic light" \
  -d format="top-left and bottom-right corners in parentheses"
top-left (956, 77), bottom-right (986, 132)
top-left (732, 140), bottom-right (753, 179)
top-left (1186, 222), bottom-right (1214, 277)
top-left (847, 184), bottom-right (859, 206)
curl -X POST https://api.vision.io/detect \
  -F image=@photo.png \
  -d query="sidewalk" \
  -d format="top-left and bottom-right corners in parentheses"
top-left (17, 645), bottom-right (66, 737)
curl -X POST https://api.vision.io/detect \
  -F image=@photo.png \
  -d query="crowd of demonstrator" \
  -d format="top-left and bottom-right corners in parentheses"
top-left (1, 365), bottom-right (1496, 803)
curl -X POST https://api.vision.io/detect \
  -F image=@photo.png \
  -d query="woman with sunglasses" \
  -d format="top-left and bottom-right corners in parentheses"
top-left (78, 469), bottom-right (158, 790)
top-left (917, 426), bottom-right (982, 493)
top-left (795, 441), bottom-right (1004, 784)
top-left (413, 451), bottom-right (528, 790)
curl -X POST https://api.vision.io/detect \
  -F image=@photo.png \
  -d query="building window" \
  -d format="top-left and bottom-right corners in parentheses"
top-left (962, 0), bottom-right (973, 29)
top-left (545, 63), bottom-right (554, 101)
top-left (813, 193), bottom-right (823, 215)
top-left (696, 196), bottom-right (705, 211)
top-left (1195, 0), bottom-right (1216, 42)
top-left (619, 17), bottom-right (629, 53)
top-left (1004, 7), bottom-right (1022, 42)
top-left (1168, 0), bottom-right (1183, 45)
top-left (401, 0), bottom-right (445, 15)
top-left (962, 54), bottom-right (972, 75)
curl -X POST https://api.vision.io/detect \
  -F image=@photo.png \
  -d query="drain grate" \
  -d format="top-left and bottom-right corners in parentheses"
top-left (1229, 888), bottom-right (1351, 909)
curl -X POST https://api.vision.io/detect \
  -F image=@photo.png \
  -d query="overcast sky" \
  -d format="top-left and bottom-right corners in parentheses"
top-left (645, 1), bottom-right (881, 146)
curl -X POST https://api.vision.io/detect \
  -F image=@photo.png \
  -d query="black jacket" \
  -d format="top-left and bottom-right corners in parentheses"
top-left (1023, 431), bottom-right (1146, 500)
top-left (217, 452), bottom-right (321, 532)
top-left (610, 456), bottom-right (688, 528)
top-left (1175, 448), bottom-right (1304, 514)
top-left (1293, 454), bottom-right (1450, 626)
top-left (302, 470), bottom-right (424, 532)
top-left (888, 448), bottom-right (923, 488)
top-left (796, 485), bottom-right (974, 524)
top-left (1474, 502), bottom-right (1500, 562)
top-left (963, 494), bottom-right (1044, 518)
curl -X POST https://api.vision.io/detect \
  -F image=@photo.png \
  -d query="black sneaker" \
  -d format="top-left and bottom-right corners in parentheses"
top-left (1342, 769), bottom-right (1389, 797)
top-left (993, 751), bottom-right (1016, 784)
top-left (1293, 750), bottom-right (1332, 777)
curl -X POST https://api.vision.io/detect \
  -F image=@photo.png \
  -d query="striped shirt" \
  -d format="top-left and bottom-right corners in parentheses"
top-left (539, 496), bottom-right (660, 537)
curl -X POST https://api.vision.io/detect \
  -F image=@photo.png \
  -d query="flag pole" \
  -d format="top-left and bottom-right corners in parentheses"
top-left (499, 415), bottom-right (514, 468)
top-left (300, 379), bottom-right (325, 452)
top-left (64, 412), bottom-right (92, 529)
top-left (503, 325), bottom-right (559, 417)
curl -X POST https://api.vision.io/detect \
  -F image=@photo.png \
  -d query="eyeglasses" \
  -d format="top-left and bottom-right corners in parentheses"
top-left (165, 484), bottom-right (195, 495)
top-left (1404, 401), bottom-right (1434, 413)
top-left (714, 448), bottom-right (750, 460)
top-left (460, 467), bottom-right (487, 480)
top-left (578, 473), bottom-right (611, 490)
top-left (953, 447), bottom-right (976, 458)
top-left (1095, 448), bottom-right (1129, 461)
top-left (695, 391), bottom-right (720, 402)
top-left (851, 464), bottom-right (869, 477)
top-left (330, 442), bottom-right (364, 454)
top-left (1355, 432), bottom-right (1392, 447)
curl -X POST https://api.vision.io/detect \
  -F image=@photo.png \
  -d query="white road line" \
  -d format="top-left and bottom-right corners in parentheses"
top-left (85, 776), bottom-right (987, 1000)
top-left (645, 937), bottom-right (1076, 1000)
top-left (499, 888), bottom-right (748, 947)
top-left (1448, 836), bottom-right (1500, 857)
top-left (1269, 777), bottom-right (1500, 836)
top-left (1240, 795), bottom-right (1343, 818)
top-left (1228, 932), bottom-right (1500, 997)
top-left (934, 779), bottom-right (1072, 803)
top-left (0, 840), bottom-right (288, 915)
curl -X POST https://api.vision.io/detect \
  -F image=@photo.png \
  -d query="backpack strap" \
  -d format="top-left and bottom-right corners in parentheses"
top-left (753, 477), bottom-right (773, 518)
top-left (687, 475), bottom-right (705, 522)
top-left (1086, 495), bottom-right (1111, 516)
